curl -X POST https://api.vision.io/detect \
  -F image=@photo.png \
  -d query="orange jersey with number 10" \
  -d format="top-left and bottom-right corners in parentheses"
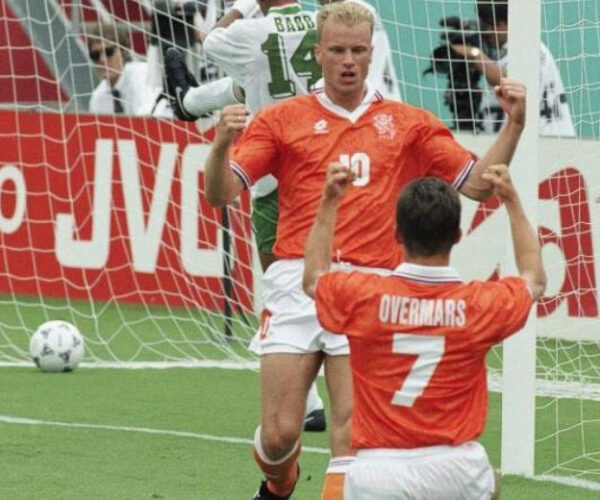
top-left (230, 88), bottom-right (475, 269)
top-left (315, 263), bottom-right (533, 450)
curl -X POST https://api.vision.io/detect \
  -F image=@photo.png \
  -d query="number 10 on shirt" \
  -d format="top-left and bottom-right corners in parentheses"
top-left (339, 153), bottom-right (370, 187)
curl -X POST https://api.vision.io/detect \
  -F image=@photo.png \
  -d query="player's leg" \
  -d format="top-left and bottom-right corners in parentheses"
top-left (164, 48), bottom-right (243, 121)
top-left (253, 352), bottom-right (322, 499)
top-left (304, 381), bottom-right (326, 432)
top-left (252, 189), bottom-right (326, 433)
top-left (320, 353), bottom-right (354, 500)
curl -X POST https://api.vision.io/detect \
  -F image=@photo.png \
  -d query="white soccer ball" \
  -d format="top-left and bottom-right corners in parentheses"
top-left (29, 320), bottom-right (85, 372)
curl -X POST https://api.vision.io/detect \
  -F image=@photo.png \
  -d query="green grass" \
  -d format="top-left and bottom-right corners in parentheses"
top-left (0, 295), bottom-right (257, 362)
top-left (2, 295), bottom-right (600, 496)
top-left (2, 366), bottom-right (600, 499)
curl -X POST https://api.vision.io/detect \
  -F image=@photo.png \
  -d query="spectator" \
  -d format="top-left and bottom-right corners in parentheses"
top-left (451, 0), bottom-right (575, 136)
top-left (87, 22), bottom-right (162, 116)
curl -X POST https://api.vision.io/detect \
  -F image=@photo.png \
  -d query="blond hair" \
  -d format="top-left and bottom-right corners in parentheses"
top-left (316, 2), bottom-right (375, 41)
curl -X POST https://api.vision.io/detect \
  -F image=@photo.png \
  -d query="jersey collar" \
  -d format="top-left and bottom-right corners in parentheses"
top-left (268, 3), bottom-right (302, 15)
top-left (313, 81), bottom-right (384, 123)
top-left (392, 263), bottom-right (463, 284)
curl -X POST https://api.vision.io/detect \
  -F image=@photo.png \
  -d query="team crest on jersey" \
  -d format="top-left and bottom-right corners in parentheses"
top-left (314, 119), bottom-right (329, 135)
top-left (373, 113), bottom-right (396, 140)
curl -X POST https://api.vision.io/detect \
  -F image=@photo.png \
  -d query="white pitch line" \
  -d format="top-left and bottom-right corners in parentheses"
top-left (532, 474), bottom-right (600, 491)
top-left (2, 416), bottom-right (599, 492)
top-left (0, 415), bottom-right (329, 455)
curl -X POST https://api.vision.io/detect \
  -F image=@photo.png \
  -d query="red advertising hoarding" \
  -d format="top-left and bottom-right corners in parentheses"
top-left (0, 111), bottom-right (253, 310)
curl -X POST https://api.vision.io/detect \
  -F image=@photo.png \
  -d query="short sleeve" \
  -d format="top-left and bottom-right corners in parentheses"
top-left (480, 276), bottom-right (534, 343)
top-left (203, 22), bottom-right (255, 83)
top-left (230, 112), bottom-right (279, 189)
top-left (314, 271), bottom-right (375, 336)
top-left (411, 112), bottom-right (476, 190)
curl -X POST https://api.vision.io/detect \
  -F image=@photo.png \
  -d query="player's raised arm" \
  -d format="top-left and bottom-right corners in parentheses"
top-left (303, 163), bottom-right (355, 298)
top-left (460, 78), bottom-right (526, 201)
top-left (204, 104), bottom-right (248, 206)
top-left (482, 164), bottom-right (546, 300)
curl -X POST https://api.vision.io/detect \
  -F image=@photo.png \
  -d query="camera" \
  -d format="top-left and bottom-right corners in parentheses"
top-left (150, 1), bottom-right (207, 52)
top-left (424, 17), bottom-right (484, 131)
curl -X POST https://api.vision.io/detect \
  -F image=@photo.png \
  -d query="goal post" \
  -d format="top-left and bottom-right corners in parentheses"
top-left (499, 0), bottom-right (541, 477)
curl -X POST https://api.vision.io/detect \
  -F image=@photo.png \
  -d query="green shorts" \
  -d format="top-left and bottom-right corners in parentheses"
top-left (251, 189), bottom-right (279, 254)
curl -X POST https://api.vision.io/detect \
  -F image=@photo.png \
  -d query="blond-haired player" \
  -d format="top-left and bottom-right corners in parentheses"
top-left (302, 165), bottom-right (545, 499)
top-left (318, 0), bottom-right (400, 101)
top-left (204, 2), bottom-right (527, 498)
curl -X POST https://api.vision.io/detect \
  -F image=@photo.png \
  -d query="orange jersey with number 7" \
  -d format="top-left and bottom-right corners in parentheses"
top-left (314, 264), bottom-right (533, 449)
top-left (230, 88), bottom-right (476, 269)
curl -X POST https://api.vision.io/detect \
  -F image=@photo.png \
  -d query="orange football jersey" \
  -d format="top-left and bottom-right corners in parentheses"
top-left (314, 263), bottom-right (533, 449)
top-left (231, 88), bottom-right (475, 269)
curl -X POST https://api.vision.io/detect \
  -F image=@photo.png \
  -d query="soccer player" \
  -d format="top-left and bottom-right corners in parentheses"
top-left (167, 0), bottom-right (328, 432)
top-left (204, 2), bottom-right (527, 498)
top-left (302, 164), bottom-right (546, 499)
top-left (168, 0), bottom-right (401, 122)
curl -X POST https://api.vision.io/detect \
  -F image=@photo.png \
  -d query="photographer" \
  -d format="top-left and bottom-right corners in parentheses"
top-left (452, 0), bottom-right (575, 136)
top-left (424, 17), bottom-right (484, 131)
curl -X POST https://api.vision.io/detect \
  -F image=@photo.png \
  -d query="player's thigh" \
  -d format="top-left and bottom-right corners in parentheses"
top-left (323, 354), bottom-right (352, 424)
top-left (323, 354), bottom-right (353, 456)
top-left (260, 352), bottom-right (322, 428)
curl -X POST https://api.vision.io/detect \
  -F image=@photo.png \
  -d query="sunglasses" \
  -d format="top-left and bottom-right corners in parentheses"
top-left (89, 46), bottom-right (117, 62)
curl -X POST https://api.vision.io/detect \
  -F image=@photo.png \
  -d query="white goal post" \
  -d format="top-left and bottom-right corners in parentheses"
top-left (501, 0), bottom-right (541, 477)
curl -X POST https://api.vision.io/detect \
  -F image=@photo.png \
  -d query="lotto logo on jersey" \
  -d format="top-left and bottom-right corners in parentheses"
top-left (314, 119), bottom-right (329, 135)
top-left (373, 113), bottom-right (397, 140)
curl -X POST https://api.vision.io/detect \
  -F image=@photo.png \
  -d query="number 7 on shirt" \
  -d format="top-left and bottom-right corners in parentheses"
top-left (391, 333), bottom-right (445, 407)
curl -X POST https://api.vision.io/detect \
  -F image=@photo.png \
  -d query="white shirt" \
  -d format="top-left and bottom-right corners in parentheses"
top-left (203, 3), bottom-right (319, 116)
top-left (89, 61), bottom-right (161, 116)
top-left (204, 3), bottom-right (319, 197)
top-left (478, 42), bottom-right (575, 136)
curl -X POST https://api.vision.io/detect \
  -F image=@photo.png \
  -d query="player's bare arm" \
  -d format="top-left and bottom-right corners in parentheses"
top-left (302, 163), bottom-right (355, 298)
top-left (204, 104), bottom-right (249, 206)
top-left (482, 164), bottom-right (547, 300)
top-left (460, 78), bottom-right (526, 201)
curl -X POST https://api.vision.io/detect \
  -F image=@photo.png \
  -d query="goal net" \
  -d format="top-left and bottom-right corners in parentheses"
top-left (383, 0), bottom-right (600, 488)
top-left (0, 0), bottom-right (258, 366)
top-left (0, 0), bottom-right (599, 488)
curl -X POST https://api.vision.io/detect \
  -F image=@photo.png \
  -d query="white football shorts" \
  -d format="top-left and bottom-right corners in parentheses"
top-left (249, 259), bottom-right (390, 356)
top-left (345, 441), bottom-right (495, 500)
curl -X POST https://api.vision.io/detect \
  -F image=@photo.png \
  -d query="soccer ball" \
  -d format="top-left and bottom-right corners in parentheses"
top-left (29, 320), bottom-right (85, 372)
